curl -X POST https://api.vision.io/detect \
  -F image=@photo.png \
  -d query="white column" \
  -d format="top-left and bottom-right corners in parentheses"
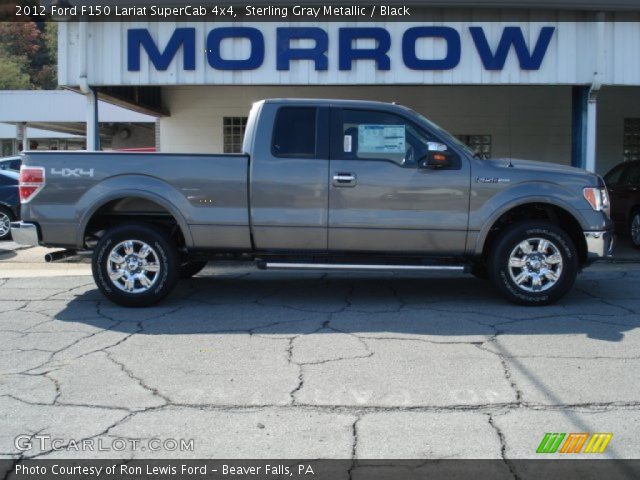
top-left (585, 13), bottom-right (606, 173)
top-left (16, 122), bottom-right (28, 151)
top-left (585, 90), bottom-right (598, 173)
top-left (86, 90), bottom-right (97, 151)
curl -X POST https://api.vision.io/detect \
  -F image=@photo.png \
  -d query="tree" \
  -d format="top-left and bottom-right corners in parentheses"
top-left (31, 22), bottom-right (57, 89)
top-left (0, 22), bottom-right (40, 58)
top-left (0, 21), bottom-right (57, 89)
top-left (0, 50), bottom-right (31, 89)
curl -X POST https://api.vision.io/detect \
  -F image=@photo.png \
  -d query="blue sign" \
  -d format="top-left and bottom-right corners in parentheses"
top-left (127, 26), bottom-right (555, 72)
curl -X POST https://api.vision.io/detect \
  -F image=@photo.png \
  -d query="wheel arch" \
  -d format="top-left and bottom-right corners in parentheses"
top-left (476, 200), bottom-right (588, 266)
top-left (80, 191), bottom-right (193, 249)
top-left (0, 200), bottom-right (17, 215)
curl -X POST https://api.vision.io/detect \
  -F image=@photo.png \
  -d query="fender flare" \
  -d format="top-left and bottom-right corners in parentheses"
top-left (473, 196), bottom-right (588, 256)
top-left (78, 189), bottom-right (194, 249)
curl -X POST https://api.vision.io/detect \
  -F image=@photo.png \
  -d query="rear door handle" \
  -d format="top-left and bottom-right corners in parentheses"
top-left (332, 172), bottom-right (357, 187)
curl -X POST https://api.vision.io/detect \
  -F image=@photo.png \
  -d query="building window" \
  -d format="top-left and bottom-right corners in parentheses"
top-left (456, 134), bottom-right (492, 159)
top-left (624, 119), bottom-right (640, 162)
top-left (223, 117), bottom-right (247, 153)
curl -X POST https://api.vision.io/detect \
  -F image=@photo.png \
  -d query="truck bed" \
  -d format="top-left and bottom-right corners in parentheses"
top-left (20, 151), bottom-right (251, 249)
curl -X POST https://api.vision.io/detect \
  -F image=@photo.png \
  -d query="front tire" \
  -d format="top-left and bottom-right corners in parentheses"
top-left (92, 224), bottom-right (179, 307)
top-left (629, 211), bottom-right (640, 249)
top-left (489, 221), bottom-right (578, 306)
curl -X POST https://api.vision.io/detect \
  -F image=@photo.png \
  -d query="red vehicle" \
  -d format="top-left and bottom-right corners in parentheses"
top-left (604, 160), bottom-right (640, 248)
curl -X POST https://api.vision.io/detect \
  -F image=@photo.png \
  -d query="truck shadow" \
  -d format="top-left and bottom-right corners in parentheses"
top-left (55, 270), bottom-right (638, 342)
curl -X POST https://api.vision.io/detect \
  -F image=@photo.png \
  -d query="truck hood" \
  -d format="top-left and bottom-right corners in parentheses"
top-left (486, 158), bottom-right (588, 175)
top-left (480, 157), bottom-right (602, 188)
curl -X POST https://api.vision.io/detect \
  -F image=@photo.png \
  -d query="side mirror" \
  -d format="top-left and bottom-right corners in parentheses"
top-left (419, 150), bottom-right (453, 169)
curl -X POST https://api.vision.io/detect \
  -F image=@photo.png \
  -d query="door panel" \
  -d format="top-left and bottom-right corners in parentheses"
top-left (329, 160), bottom-right (470, 253)
top-left (328, 108), bottom-right (470, 254)
top-left (251, 157), bottom-right (329, 249)
top-left (250, 104), bottom-right (330, 250)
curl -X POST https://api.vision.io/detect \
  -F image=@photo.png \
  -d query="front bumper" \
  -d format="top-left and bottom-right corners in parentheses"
top-left (584, 230), bottom-right (614, 260)
top-left (10, 222), bottom-right (40, 247)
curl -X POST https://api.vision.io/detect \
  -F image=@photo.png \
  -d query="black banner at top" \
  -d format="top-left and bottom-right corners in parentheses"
top-left (3, 1), bottom-right (640, 22)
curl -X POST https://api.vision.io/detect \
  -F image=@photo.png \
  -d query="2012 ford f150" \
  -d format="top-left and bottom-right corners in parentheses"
top-left (11, 99), bottom-right (613, 307)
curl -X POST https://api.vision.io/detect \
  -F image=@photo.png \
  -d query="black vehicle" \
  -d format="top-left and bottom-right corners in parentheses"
top-left (604, 160), bottom-right (640, 248)
top-left (0, 156), bottom-right (21, 172)
top-left (0, 169), bottom-right (19, 240)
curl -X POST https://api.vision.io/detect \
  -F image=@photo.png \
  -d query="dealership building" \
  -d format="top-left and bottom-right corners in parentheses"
top-left (56, 1), bottom-right (640, 175)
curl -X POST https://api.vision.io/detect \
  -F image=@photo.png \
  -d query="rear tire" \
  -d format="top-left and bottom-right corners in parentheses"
top-left (0, 207), bottom-right (13, 241)
top-left (180, 260), bottom-right (208, 279)
top-left (92, 224), bottom-right (179, 307)
top-left (489, 221), bottom-right (578, 306)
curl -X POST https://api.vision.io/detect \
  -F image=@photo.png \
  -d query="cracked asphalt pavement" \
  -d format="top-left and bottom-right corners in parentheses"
top-left (1, 242), bottom-right (640, 461)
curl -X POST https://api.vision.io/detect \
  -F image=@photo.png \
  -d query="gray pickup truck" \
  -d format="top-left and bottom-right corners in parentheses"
top-left (12, 99), bottom-right (613, 307)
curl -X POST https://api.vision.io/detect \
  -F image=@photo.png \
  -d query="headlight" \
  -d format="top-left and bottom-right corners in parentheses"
top-left (583, 187), bottom-right (609, 214)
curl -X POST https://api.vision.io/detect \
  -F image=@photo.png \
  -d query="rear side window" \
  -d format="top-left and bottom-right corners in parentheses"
top-left (272, 107), bottom-right (317, 157)
top-left (604, 164), bottom-right (627, 186)
top-left (624, 164), bottom-right (640, 186)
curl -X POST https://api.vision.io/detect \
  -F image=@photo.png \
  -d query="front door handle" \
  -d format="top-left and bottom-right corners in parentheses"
top-left (333, 172), bottom-right (357, 187)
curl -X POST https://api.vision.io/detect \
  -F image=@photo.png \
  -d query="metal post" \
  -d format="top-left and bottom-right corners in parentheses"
top-left (17, 122), bottom-right (28, 151)
top-left (92, 87), bottom-right (100, 150)
top-left (585, 88), bottom-right (599, 173)
top-left (571, 86), bottom-right (588, 169)
top-left (584, 12), bottom-right (606, 173)
top-left (85, 88), bottom-right (99, 150)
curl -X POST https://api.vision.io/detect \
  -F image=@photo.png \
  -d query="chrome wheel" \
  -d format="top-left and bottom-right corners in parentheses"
top-left (106, 240), bottom-right (161, 294)
top-left (507, 237), bottom-right (563, 293)
top-left (0, 212), bottom-right (10, 238)
top-left (631, 214), bottom-right (640, 246)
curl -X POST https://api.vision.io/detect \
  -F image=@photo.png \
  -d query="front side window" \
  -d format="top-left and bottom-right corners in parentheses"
top-left (272, 107), bottom-right (317, 157)
top-left (338, 109), bottom-right (455, 168)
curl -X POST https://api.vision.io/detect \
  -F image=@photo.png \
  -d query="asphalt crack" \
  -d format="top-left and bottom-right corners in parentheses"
top-left (487, 413), bottom-right (520, 480)
top-left (104, 351), bottom-right (172, 407)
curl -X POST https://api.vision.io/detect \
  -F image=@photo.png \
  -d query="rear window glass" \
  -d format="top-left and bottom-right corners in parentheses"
top-left (272, 107), bottom-right (317, 157)
top-left (625, 164), bottom-right (640, 186)
top-left (604, 164), bottom-right (627, 186)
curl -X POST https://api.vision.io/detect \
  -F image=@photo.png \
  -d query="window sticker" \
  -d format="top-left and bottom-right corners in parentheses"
top-left (358, 125), bottom-right (405, 154)
top-left (344, 134), bottom-right (352, 153)
top-left (427, 141), bottom-right (448, 152)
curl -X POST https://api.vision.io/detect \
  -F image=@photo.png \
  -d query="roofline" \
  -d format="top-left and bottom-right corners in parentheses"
top-left (263, 98), bottom-right (397, 106)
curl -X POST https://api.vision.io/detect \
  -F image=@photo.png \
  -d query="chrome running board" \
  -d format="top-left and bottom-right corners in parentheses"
top-left (260, 262), bottom-right (466, 272)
